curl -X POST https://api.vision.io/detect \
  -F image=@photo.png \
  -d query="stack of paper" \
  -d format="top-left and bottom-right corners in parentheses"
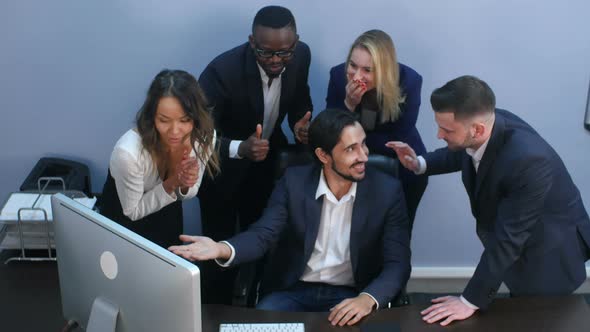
top-left (0, 193), bottom-right (97, 221)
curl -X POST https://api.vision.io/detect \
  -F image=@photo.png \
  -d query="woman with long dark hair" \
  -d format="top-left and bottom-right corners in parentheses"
top-left (100, 69), bottom-right (219, 248)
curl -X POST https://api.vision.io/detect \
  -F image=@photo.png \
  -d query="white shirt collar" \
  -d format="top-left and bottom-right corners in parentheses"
top-left (465, 136), bottom-right (491, 172)
top-left (256, 63), bottom-right (285, 84)
top-left (315, 169), bottom-right (357, 204)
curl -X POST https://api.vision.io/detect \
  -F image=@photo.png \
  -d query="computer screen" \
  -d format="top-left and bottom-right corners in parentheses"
top-left (51, 193), bottom-right (201, 332)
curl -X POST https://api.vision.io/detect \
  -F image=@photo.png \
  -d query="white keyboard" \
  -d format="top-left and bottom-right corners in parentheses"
top-left (219, 323), bottom-right (304, 332)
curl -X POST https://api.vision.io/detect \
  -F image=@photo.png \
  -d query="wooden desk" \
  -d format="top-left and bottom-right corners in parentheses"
top-left (203, 295), bottom-right (590, 332)
top-left (1, 256), bottom-right (589, 331)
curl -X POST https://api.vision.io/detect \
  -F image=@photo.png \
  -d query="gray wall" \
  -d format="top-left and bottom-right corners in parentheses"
top-left (1, 0), bottom-right (589, 268)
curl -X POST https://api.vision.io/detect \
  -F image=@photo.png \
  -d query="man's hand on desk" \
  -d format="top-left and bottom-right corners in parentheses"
top-left (421, 295), bottom-right (476, 326)
top-left (168, 235), bottom-right (231, 261)
top-left (328, 293), bottom-right (376, 326)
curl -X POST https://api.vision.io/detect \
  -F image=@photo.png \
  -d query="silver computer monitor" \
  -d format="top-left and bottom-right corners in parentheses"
top-left (585, 79), bottom-right (590, 131)
top-left (51, 193), bottom-right (201, 332)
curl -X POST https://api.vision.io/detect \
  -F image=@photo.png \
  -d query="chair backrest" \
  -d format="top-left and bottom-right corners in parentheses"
top-left (367, 154), bottom-right (399, 178)
top-left (273, 145), bottom-right (314, 181)
top-left (274, 145), bottom-right (399, 180)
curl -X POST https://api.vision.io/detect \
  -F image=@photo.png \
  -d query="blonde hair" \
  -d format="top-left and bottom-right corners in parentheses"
top-left (346, 29), bottom-right (405, 123)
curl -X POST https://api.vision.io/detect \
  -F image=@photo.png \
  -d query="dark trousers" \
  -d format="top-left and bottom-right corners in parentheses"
top-left (198, 157), bottom-right (276, 304)
top-left (256, 281), bottom-right (358, 312)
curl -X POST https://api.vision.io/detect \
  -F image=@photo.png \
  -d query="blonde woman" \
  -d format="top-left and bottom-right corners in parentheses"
top-left (326, 29), bottom-right (427, 229)
top-left (100, 69), bottom-right (219, 248)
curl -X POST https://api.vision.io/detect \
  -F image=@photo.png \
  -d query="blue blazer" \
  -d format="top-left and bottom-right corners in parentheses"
top-left (326, 62), bottom-right (426, 184)
top-left (424, 109), bottom-right (590, 309)
top-left (226, 165), bottom-right (411, 308)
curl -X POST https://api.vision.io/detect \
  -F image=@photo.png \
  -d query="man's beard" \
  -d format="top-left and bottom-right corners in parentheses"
top-left (446, 135), bottom-right (474, 151)
top-left (331, 161), bottom-right (365, 182)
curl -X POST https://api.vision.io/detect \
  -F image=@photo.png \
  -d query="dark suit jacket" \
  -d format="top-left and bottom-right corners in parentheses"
top-left (226, 165), bottom-right (411, 308)
top-left (199, 41), bottom-right (313, 161)
top-left (326, 62), bottom-right (426, 183)
top-left (424, 109), bottom-right (590, 309)
top-left (326, 63), bottom-right (426, 157)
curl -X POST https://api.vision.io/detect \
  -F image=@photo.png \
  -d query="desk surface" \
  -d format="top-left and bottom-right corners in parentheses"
top-left (203, 296), bottom-right (590, 332)
top-left (1, 256), bottom-right (589, 332)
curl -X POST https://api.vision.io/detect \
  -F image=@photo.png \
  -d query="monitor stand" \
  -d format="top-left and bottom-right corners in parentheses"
top-left (87, 297), bottom-right (119, 332)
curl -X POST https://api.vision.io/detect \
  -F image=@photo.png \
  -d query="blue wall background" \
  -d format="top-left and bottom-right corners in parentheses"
top-left (1, 0), bottom-right (589, 268)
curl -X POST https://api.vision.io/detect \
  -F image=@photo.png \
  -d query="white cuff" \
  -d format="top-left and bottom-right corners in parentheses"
top-left (460, 295), bottom-right (479, 310)
top-left (214, 241), bottom-right (236, 267)
top-left (415, 156), bottom-right (427, 175)
top-left (175, 186), bottom-right (188, 200)
top-left (229, 140), bottom-right (243, 159)
top-left (160, 182), bottom-right (177, 201)
top-left (360, 292), bottom-right (379, 310)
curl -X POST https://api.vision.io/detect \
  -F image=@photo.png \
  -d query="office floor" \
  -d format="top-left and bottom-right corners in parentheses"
top-left (0, 249), bottom-right (588, 332)
top-left (0, 251), bottom-right (69, 331)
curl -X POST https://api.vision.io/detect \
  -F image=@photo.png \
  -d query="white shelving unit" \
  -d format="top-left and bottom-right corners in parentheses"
top-left (0, 177), bottom-right (87, 264)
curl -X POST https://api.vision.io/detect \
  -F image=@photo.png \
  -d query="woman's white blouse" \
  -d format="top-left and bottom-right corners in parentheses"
top-left (109, 129), bottom-right (215, 221)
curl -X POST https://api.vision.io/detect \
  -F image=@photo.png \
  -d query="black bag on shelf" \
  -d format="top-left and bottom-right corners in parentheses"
top-left (20, 157), bottom-right (92, 196)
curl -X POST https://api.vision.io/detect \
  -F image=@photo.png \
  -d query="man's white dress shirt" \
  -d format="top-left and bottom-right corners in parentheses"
top-left (218, 170), bottom-right (379, 307)
top-left (229, 64), bottom-right (283, 158)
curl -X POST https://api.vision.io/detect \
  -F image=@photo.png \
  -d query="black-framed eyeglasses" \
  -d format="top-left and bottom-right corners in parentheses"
top-left (254, 41), bottom-right (297, 59)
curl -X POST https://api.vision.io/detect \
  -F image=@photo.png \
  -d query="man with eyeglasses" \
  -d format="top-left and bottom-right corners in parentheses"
top-left (197, 5), bottom-right (313, 305)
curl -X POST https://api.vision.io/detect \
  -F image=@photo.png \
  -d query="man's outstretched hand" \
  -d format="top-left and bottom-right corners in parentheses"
top-left (168, 235), bottom-right (231, 262)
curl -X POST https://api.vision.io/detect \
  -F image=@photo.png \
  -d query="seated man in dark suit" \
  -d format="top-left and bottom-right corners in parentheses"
top-left (170, 109), bottom-right (411, 326)
top-left (197, 5), bottom-right (313, 305)
top-left (387, 75), bottom-right (590, 326)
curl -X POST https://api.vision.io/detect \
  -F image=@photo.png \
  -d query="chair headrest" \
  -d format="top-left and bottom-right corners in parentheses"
top-left (367, 154), bottom-right (399, 178)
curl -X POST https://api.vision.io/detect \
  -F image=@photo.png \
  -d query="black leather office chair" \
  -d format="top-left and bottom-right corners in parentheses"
top-left (235, 145), bottom-right (410, 307)
top-left (232, 146), bottom-right (311, 306)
